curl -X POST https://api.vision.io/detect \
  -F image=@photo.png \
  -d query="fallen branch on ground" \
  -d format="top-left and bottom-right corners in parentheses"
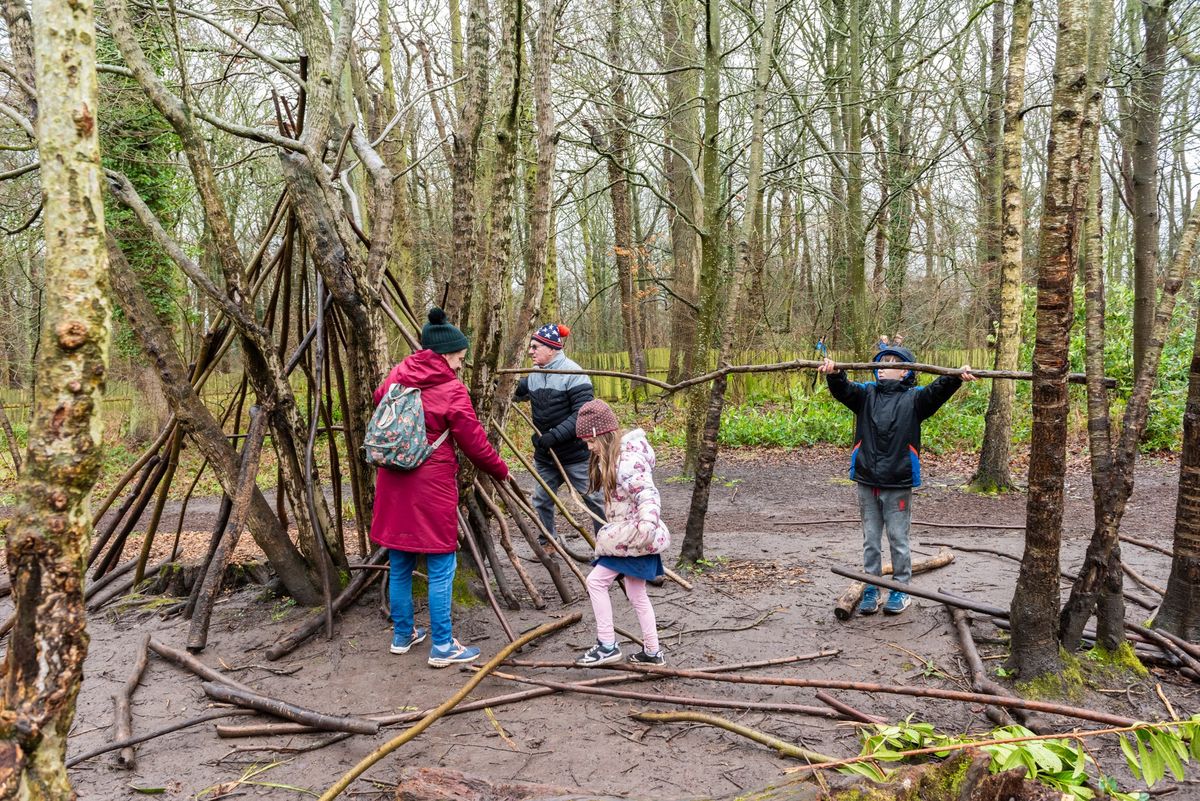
top-left (201, 681), bottom-right (380, 735)
top-left (632, 710), bottom-right (839, 762)
top-left (66, 708), bottom-right (256, 767)
top-left (217, 652), bottom-right (825, 738)
top-left (317, 612), bottom-right (583, 801)
top-left (112, 633), bottom-right (151, 768)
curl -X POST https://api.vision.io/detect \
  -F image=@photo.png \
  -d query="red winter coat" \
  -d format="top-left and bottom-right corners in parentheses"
top-left (368, 349), bottom-right (509, 553)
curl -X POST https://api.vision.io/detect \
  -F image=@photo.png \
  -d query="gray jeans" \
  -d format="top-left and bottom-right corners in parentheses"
top-left (857, 483), bottom-right (913, 585)
top-left (532, 456), bottom-right (605, 540)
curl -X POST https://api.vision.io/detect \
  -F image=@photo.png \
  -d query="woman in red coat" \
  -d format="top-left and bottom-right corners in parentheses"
top-left (370, 308), bottom-right (510, 667)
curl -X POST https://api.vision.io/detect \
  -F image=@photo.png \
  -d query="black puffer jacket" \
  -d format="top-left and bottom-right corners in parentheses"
top-left (515, 351), bottom-right (594, 465)
top-left (826, 370), bottom-right (962, 488)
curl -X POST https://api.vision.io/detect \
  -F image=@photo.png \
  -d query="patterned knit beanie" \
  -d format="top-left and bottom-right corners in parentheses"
top-left (532, 322), bottom-right (571, 349)
top-left (421, 307), bottom-right (470, 354)
top-left (576, 399), bottom-right (620, 440)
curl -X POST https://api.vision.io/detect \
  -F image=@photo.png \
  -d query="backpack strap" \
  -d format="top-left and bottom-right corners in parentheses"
top-left (430, 428), bottom-right (450, 449)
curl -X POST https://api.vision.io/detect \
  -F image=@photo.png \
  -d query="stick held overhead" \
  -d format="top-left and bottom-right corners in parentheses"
top-left (498, 359), bottom-right (1116, 394)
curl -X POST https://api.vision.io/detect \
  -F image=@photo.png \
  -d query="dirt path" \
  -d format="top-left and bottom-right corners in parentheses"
top-left (10, 449), bottom-right (1196, 800)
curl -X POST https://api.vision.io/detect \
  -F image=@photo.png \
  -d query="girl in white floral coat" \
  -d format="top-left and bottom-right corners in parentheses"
top-left (573, 399), bottom-right (669, 666)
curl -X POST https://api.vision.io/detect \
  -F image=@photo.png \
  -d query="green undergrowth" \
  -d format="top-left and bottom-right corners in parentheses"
top-left (844, 716), bottom-right (1200, 800)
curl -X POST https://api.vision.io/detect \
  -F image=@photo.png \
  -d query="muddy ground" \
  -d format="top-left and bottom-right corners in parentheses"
top-left (5, 448), bottom-right (1199, 800)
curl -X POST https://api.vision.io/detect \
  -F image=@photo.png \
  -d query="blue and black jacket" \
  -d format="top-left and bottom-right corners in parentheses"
top-left (825, 370), bottom-right (962, 488)
top-left (515, 351), bottom-right (594, 465)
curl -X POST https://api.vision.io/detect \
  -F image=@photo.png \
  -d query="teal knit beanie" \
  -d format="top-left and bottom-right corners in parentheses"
top-left (421, 307), bottom-right (469, 354)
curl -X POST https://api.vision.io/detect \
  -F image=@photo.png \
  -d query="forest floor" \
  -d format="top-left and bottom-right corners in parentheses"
top-left (4, 447), bottom-right (1198, 800)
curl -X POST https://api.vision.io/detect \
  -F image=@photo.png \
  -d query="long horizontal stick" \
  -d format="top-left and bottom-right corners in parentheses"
top-left (573, 659), bottom-right (1136, 727)
top-left (216, 652), bottom-right (827, 738)
top-left (498, 359), bottom-right (1114, 394)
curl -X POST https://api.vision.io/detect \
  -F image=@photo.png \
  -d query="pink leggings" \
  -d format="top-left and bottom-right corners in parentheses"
top-left (585, 565), bottom-right (660, 653)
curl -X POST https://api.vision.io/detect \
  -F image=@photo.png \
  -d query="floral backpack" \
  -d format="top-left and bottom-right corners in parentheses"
top-left (361, 384), bottom-right (449, 470)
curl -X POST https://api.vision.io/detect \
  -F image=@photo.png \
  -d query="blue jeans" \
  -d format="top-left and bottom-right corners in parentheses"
top-left (531, 456), bottom-right (605, 539)
top-left (389, 549), bottom-right (457, 647)
top-left (857, 484), bottom-right (913, 585)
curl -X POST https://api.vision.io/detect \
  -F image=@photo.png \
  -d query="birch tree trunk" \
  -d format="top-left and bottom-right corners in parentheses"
top-left (1008, 0), bottom-right (1100, 680)
top-left (973, 0), bottom-right (1034, 493)
top-left (0, 0), bottom-right (109, 794)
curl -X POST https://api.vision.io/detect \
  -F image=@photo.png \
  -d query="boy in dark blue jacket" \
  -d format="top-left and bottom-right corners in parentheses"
top-left (819, 347), bottom-right (976, 614)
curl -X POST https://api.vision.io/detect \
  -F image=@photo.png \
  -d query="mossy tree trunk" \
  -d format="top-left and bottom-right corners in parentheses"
top-left (0, 0), bottom-right (110, 794)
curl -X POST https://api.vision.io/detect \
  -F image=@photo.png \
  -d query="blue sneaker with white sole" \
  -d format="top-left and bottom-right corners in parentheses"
top-left (428, 639), bottom-right (481, 668)
top-left (859, 585), bottom-right (881, 615)
top-left (390, 627), bottom-right (427, 654)
top-left (883, 590), bottom-right (911, 614)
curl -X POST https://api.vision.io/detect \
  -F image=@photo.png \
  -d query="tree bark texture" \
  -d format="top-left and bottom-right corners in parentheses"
top-left (491, 0), bottom-right (561, 426)
top-left (604, 0), bottom-right (646, 384)
top-left (444, 0), bottom-right (490, 324)
top-left (1156, 278), bottom-right (1200, 641)
top-left (973, 0), bottom-right (1033, 493)
top-left (0, 0), bottom-right (109, 794)
top-left (1009, 0), bottom-right (1097, 680)
top-left (469, 0), bottom-right (523, 421)
top-left (661, 0), bottom-right (700, 384)
top-left (1128, 0), bottom-right (1168, 375)
top-left (683, 0), bottom-right (722, 475)
top-left (1059, 165), bottom-right (1199, 650)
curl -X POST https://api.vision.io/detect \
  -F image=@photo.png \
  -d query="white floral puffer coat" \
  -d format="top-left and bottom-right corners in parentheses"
top-left (594, 429), bottom-right (670, 557)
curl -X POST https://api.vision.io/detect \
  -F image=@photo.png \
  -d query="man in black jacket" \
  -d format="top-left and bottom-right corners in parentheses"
top-left (515, 323), bottom-right (605, 544)
top-left (819, 346), bottom-right (976, 615)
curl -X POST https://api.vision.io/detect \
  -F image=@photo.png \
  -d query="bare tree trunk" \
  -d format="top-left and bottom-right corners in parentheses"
top-left (444, 0), bottom-right (491, 324)
top-left (1129, 0), bottom-right (1168, 375)
top-left (682, 0), bottom-right (723, 475)
top-left (1061, 192), bottom-right (1200, 648)
top-left (0, 0), bottom-right (109, 794)
top-left (974, 0), bottom-right (1006, 337)
top-left (1008, 0), bottom-right (1105, 680)
top-left (679, 0), bottom-right (776, 564)
top-left (1155, 291), bottom-right (1200, 641)
top-left (661, 0), bottom-right (700, 384)
top-left (973, 0), bottom-right (1033, 493)
top-left (492, 0), bottom-right (562, 426)
top-left (471, 0), bottom-right (524, 420)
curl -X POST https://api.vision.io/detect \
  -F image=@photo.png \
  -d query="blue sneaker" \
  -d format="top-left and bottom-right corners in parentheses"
top-left (859, 585), bottom-right (881, 615)
top-left (428, 639), bottom-right (481, 668)
top-left (883, 590), bottom-right (912, 615)
top-left (390, 627), bottom-right (427, 654)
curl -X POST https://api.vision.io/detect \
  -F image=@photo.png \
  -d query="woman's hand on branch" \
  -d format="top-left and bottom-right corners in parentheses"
top-left (959, 365), bottom-right (978, 381)
top-left (816, 358), bottom-right (838, 375)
